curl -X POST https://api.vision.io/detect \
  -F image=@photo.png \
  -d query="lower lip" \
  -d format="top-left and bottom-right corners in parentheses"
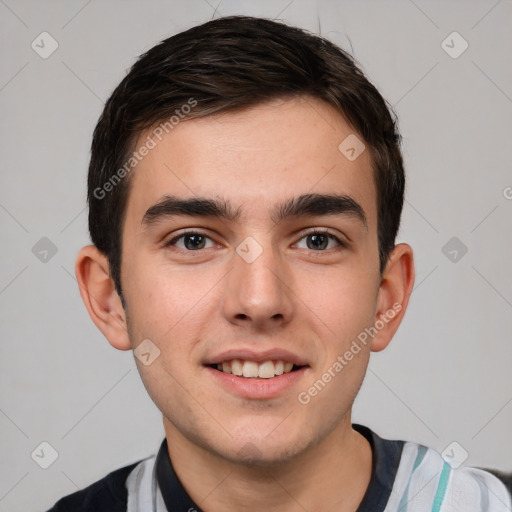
top-left (205, 366), bottom-right (309, 400)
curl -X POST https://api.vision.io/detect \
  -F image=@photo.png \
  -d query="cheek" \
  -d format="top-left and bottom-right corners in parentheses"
top-left (134, 355), bottom-right (216, 445)
top-left (294, 265), bottom-right (379, 344)
top-left (123, 253), bottom-right (220, 341)
top-left (123, 259), bottom-right (221, 410)
top-left (124, 266), bottom-right (210, 417)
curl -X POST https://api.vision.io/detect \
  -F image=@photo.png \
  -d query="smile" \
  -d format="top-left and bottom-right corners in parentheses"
top-left (212, 359), bottom-right (302, 379)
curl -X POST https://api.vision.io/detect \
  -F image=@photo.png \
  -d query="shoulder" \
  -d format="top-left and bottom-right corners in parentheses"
top-left (385, 440), bottom-right (512, 511)
top-left (45, 460), bottom-right (142, 512)
top-left (481, 468), bottom-right (512, 495)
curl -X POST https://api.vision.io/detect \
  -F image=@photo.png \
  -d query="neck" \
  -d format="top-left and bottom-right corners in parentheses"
top-left (162, 418), bottom-right (373, 512)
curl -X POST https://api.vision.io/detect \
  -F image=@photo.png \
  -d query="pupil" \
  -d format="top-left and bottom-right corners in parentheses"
top-left (185, 234), bottom-right (205, 250)
top-left (308, 234), bottom-right (328, 250)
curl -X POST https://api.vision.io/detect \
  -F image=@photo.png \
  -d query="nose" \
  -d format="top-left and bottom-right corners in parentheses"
top-left (221, 238), bottom-right (295, 331)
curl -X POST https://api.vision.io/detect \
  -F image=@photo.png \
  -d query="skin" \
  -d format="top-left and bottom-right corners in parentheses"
top-left (76, 95), bottom-right (414, 511)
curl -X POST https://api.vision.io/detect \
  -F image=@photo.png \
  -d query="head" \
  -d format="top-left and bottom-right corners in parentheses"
top-left (76, 16), bottom-right (414, 465)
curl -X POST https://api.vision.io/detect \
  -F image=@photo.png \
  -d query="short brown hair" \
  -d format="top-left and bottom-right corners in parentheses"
top-left (87, 15), bottom-right (404, 304)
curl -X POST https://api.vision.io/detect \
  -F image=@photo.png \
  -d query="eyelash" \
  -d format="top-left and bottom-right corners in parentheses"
top-left (164, 228), bottom-right (346, 252)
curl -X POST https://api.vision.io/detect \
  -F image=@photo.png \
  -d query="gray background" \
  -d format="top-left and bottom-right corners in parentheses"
top-left (0, 1), bottom-right (511, 511)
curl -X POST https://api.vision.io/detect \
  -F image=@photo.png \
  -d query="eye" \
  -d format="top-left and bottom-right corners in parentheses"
top-left (295, 229), bottom-right (344, 251)
top-left (165, 231), bottom-right (216, 251)
top-left (164, 229), bottom-right (345, 253)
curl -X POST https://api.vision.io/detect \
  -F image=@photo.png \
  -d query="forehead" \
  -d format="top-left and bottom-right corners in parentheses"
top-left (123, 96), bottom-right (377, 230)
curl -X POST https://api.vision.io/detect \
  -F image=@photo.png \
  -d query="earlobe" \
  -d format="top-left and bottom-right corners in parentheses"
top-left (75, 245), bottom-right (131, 351)
top-left (370, 243), bottom-right (415, 352)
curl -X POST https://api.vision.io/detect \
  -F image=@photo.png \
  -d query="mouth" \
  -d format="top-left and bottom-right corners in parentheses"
top-left (207, 359), bottom-right (306, 379)
top-left (203, 349), bottom-right (310, 399)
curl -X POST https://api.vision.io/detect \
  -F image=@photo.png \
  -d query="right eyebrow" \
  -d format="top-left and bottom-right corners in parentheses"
top-left (141, 195), bottom-right (242, 227)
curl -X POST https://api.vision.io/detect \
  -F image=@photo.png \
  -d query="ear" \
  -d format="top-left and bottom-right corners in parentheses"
top-left (370, 243), bottom-right (415, 352)
top-left (75, 245), bottom-right (131, 351)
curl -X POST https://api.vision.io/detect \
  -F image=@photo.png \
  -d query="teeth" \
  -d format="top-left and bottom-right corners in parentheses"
top-left (258, 361), bottom-right (275, 379)
top-left (231, 359), bottom-right (243, 376)
top-left (242, 361), bottom-right (259, 378)
top-left (215, 359), bottom-right (298, 378)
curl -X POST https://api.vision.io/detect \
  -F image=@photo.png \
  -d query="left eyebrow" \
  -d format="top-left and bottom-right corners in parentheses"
top-left (141, 193), bottom-right (367, 229)
top-left (272, 193), bottom-right (367, 228)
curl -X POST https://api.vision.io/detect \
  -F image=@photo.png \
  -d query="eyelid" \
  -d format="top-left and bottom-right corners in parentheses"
top-left (164, 229), bottom-right (217, 248)
top-left (164, 227), bottom-right (347, 251)
top-left (294, 227), bottom-right (347, 249)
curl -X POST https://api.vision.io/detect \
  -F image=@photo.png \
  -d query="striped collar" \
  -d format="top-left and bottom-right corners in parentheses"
top-left (155, 423), bottom-right (404, 511)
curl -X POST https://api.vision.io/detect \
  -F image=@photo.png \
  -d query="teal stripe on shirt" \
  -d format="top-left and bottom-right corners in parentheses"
top-left (431, 462), bottom-right (451, 512)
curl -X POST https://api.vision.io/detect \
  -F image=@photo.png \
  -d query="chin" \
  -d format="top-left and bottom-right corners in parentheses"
top-left (218, 427), bottom-right (316, 468)
top-left (222, 440), bottom-right (306, 468)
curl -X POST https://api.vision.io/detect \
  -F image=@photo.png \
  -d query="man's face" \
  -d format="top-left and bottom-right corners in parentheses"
top-left (120, 96), bottom-right (382, 464)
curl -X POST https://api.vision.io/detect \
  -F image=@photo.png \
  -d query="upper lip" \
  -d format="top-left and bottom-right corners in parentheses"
top-left (204, 348), bottom-right (309, 366)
